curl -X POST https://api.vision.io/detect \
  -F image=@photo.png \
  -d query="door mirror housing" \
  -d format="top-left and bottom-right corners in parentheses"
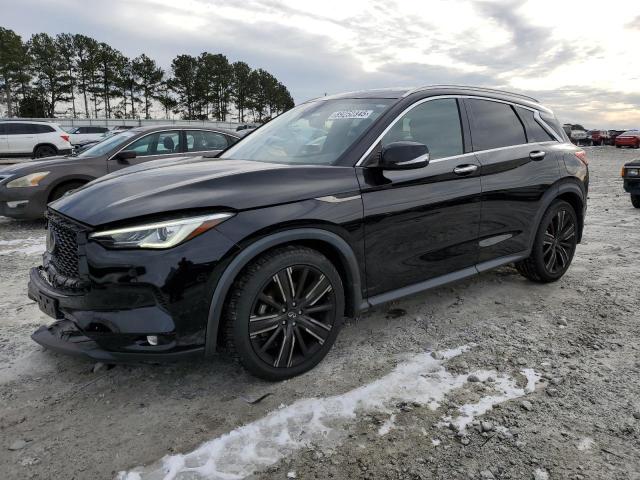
top-left (377, 141), bottom-right (429, 170)
top-left (114, 150), bottom-right (136, 161)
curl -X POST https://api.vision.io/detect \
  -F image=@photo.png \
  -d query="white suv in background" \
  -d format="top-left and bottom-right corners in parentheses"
top-left (0, 121), bottom-right (73, 158)
top-left (65, 125), bottom-right (111, 145)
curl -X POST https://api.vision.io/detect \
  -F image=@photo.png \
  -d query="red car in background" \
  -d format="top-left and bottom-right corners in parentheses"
top-left (615, 130), bottom-right (640, 148)
top-left (590, 130), bottom-right (609, 145)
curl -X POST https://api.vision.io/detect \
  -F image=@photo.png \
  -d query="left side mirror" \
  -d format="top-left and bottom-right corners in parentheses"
top-left (378, 141), bottom-right (429, 170)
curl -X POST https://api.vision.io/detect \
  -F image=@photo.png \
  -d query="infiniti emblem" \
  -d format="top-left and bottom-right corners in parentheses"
top-left (287, 311), bottom-right (297, 319)
top-left (46, 229), bottom-right (57, 254)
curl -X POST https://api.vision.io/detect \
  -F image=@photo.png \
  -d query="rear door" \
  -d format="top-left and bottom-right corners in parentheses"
top-left (360, 97), bottom-right (482, 297)
top-left (465, 98), bottom-right (561, 265)
top-left (107, 130), bottom-right (183, 172)
top-left (6, 123), bottom-right (35, 154)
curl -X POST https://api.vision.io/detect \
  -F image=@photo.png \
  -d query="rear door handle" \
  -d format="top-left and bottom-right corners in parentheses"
top-left (529, 150), bottom-right (546, 161)
top-left (453, 164), bottom-right (478, 175)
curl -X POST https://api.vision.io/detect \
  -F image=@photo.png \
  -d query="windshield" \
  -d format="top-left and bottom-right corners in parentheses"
top-left (621, 130), bottom-right (639, 136)
top-left (220, 98), bottom-right (394, 165)
top-left (77, 131), bottom-right (137, 158)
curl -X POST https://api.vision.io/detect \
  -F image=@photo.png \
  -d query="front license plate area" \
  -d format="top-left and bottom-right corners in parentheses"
top-left (36, 292), bottom-right (62, 319)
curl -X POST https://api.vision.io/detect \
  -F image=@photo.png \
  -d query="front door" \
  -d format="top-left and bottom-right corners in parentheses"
top-left (359, 97), bottom-right (482, 298)
top-left (108, 130), bottom-right (183, 172)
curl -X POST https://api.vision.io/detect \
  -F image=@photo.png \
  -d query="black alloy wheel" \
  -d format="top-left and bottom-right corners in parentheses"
top-left (516, 200), bottom-right (578, 283)
top-left (224, 246), bottom-right (344, 380)
top-left (249, 265), bottom-right (336, 369)
top-left (541, 208), bottom-right (576, 274)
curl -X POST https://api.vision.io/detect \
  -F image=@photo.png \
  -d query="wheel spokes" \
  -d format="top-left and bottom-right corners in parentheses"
top-left (250, 264), bottom-right (336, 368)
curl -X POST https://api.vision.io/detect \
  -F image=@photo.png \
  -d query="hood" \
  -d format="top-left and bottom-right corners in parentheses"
top-left (0, 155), bottom-right (90, 175)
top-left (50, 159), bottom-right (359, 226)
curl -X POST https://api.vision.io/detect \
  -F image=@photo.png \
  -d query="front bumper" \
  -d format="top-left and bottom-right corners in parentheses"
top-left (31, 319), bottom-right (204, 363)
top-left (27, 221), bottom-right (237, 361)
top-left (623, 178), bottom-right (640, 195)
top-left (0, 185), bottom-right (49, 219)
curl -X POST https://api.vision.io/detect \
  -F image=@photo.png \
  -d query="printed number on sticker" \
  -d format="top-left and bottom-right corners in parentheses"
top-left (328, 110), bottom-right (373, 120)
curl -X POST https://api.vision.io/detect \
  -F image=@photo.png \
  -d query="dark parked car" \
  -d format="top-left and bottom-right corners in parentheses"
top-left (621, 161), bottom-right (640, 208)
top-left (0, 126), bottom-right (239, 219)
top-left (608, 130), bottom-right (625, 146)
top-left (28, 86), bottom-right (588, 380)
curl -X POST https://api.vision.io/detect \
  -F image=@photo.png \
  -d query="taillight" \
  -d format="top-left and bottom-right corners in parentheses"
top-left (575, 150), bottom-right (588, 166)
top-left (60, 134), bottom-right (70, 142)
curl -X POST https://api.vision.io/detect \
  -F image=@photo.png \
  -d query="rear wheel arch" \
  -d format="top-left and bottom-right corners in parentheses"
top-left (205, 228), bottom-right (363, 356)
top-left (556, 189), bottom-right (585, 243)
top-left (33, 143), bottom-right (58, 156)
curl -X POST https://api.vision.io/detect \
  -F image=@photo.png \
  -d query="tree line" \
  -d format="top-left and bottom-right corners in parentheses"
top-left (0, 27), bottom-right (295, 122)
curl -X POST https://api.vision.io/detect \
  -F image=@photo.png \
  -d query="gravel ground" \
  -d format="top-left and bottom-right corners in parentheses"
top-left (1, 146), bottom-right (639, 480)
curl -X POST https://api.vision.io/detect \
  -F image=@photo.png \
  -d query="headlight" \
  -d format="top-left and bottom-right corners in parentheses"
top-left (6, 172), bottom-right (50, 188)
top-left (89, 213), bottom-right (234, 249)
top-left (627, 168), bottom-right (639, 177)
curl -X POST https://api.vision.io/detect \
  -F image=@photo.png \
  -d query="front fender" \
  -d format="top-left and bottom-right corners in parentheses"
top-left (204, 227), bottom-right (363, 356)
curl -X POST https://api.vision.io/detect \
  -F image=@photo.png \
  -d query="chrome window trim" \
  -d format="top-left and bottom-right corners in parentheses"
top-left (355, 95), bottom-right (564, 167)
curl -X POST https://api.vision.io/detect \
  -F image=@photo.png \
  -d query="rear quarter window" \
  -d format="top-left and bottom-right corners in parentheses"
top-left (514, 107), bottom-right (556, 143)
top-left (467, 99), bottom-right (526, 151)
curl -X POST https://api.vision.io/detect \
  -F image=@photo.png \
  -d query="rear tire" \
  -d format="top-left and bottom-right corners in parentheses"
top-left (223, 245), bottom-right (344, 380)
top-left (34, 145), bottom-right (57, 158)
top-left (516, 200), bottom-right (578, 283)
top-left (48, 181), bottom-right (86, 203)
top-left (632, 195), bottom-right (640, 208)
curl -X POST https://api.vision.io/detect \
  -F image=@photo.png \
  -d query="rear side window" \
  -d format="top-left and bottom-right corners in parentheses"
top-left (382, 98), bottom-right (464, 160)
top-left (0, 124), bottom-right (6, 135)
top-left (514, 107), bottom-right (556, 143)
top-left (185, 130), bottom-right (229, 152)
top-left (32, 124), bottom-right (55, 134)
top-left (467, 99), bottom-right (526, 151)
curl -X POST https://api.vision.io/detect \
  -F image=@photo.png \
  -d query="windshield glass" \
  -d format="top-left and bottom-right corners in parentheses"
top-left (77, 131), bottom-right (137, 158)
top-left (220, 98), bottom-right (394, 165)
top-left (621, 130), bottom-right (639, 136)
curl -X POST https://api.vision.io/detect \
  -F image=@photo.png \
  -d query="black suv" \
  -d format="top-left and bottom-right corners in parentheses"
top-left (28, 86), bottom-right (588, 380)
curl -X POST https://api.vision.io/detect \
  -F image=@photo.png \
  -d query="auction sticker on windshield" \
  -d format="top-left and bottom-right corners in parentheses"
top-left (328, 110), bottom-right (373, 120)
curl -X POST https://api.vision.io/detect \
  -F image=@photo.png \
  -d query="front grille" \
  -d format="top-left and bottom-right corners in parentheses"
top-left (47, 211), bottom-right (83, 279)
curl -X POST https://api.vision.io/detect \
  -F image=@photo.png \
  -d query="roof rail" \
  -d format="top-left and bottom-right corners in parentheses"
top-left (403, 85), bottom-right (539, 103)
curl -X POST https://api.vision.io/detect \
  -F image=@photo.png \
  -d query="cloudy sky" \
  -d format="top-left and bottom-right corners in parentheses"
top-left (4, 0), bottom-right (640, 127)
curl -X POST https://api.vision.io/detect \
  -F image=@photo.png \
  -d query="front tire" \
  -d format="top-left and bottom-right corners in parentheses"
top-left (48, 181), bottom-right (86, 203)
top-left (632, 195), bottom-right (640, 208)
top-left (223, 246), bottom-right (344, 380)
top-left (516, 200), bottom-right (578, 283)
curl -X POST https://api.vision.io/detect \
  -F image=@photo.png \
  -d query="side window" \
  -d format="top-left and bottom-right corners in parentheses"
top-left (467, 99), bottom-right (526, 151)
top-left (0, 124), bottom-right (5, 135)
top-left (185, 130), bottom-right (229, 152)
top-left (77, 127), bottom-right (90, 134)
top-left (382, 98), bottom-right (464, 160)
top-left (126, 131), bottom-right (181, 156)
top-left (156, 131), bottom-right (181, 154)
top-left (6, 123), bottom-right (34, 135)
top-left (515, 107), bottom-right (555, 143)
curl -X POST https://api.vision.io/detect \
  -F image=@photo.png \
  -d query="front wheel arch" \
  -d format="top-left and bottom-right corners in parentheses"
top-left (204, 228), bottom-right (363, 356)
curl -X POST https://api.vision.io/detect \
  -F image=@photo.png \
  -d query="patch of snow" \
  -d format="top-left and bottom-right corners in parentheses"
top-left (377, 414), bottom-right (396, 436)
top-left (439, 369), bottom-right (541, 434)
top-left (577, 437), bottom-right (594, 451)
top-left (533, 468), bottom-right (549, 480)
top-left (0, 237), bottom-right (45, 256)
top-left (431, 438), bottom-right (441, 446)
top-left (118, 346), bottom-right (538, 480)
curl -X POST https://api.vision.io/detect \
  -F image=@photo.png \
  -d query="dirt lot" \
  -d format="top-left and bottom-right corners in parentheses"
top-left (1, 146), bottom-right (639, 480)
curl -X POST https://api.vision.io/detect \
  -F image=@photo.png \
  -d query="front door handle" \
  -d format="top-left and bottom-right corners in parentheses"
top-left (453, 164), bottom-right (478, 175)
top-left (529, 150), bottom-right (546, 161)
